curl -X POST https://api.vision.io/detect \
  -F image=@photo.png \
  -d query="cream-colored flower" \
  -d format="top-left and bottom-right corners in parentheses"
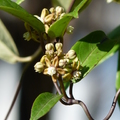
top-left (43, 56), bottom-right (65, 82)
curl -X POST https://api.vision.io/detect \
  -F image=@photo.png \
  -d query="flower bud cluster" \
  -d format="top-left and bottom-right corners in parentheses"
top-left (34, 42), bottom-right (82, 83)
top-left (23, 22), bottom-right (40, 42)
top-left (36, 6), bottom-right (65, 33)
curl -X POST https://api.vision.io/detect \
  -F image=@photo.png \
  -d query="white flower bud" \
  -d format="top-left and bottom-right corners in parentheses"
top-left (47, 66), bottom-right (56, 76)
top-left (59, 59), bottom-right (69, 67)
top-left (34, 62), bottom-right (45, 73)
top-left (59, 59), bottom-right (65, 67)
top-left (44, 24), bottom-right (49, 33)
top-left (55, 43), bottom-right (63, 51)
top-left (23, 32), bottom-right (31, 41)
top-left (41, 8), bottom-right (49, 19)
top-left (66, 50), bottom-right (76, 59)
top-left (34, 15), bottom-right (44, 23)
top-left (66, 26), bottom-right (74, 34)
top-left (44, 13), bottom-right (55, 24)
top-left (49, 7), bottom-right (55, 13)
top-left (56, 6), bottom-right (64, 15)
top-left (73, 71), bottom-right (81, 80)
top-left (60, 13), bottom-right (65, 19)
top-left (45, 43), bottom-right (54, 51)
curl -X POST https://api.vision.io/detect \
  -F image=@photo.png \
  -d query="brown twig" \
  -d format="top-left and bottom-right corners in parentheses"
top-left (4, 63), bottom-right (30, 120)
top-left (54, 78), bottom-right (120, 120)
top-left (69, 82), bottom-right (74, 99)
top-left (103, 88), bottom-right (120, 120)
top-left (58, 77), bottom-right (69, 100)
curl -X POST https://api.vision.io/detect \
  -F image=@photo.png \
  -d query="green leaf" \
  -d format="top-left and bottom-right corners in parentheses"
top-left (116, 47), bottom-right (120, 108)
top-left (30, 92), bottom-right (62, 120)
top-left (99, 26), bottom-right (120, 64)
top-left (0, 19), bottom-right (19, 63)
top-left (48, 16), bottom-right (72, 38)
top-left (72, 31), bottom-right (116, 78)
top-left (69, 0), bottom-right (92, 18)
top-left (15, 0), bottom-right (24, 4)
top-left (0, 0), bottom-right (44, 33)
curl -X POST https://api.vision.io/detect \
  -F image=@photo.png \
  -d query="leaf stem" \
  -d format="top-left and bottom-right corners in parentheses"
top-left (58, 77), bottom-right (69, 100)
top-left (69, 82), bottom-right (74, 99)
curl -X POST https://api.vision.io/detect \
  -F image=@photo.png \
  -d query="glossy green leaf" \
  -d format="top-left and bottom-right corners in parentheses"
top-left (72, 31), bottom-right (116, 78)
top-left (69, 0), bottom-right (91, 18)
top-left (0, 0), bottom-right (44, 33)
top-left (30, 92), bottom-right (62, 120)
top-left (116, 47), bottom-right (120, 108)
top-left (48, 16), bottom-right (72, 38)
top-left (48, 0), bottom-right (90, 38)
top-left (99, 26), bottom-right (120, 64)
top-left (15, 0), bottom-right (24, 4)
top-left (0, 20), bottom-right (19, 63)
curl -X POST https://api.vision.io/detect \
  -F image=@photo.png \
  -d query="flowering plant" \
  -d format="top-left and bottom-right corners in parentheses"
top-left (0, 0), bottom-right (120, 120)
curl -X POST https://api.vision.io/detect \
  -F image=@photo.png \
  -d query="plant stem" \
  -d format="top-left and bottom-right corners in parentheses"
top-left (58, 81), bottom-right (120, 120)
top-left (4, 63), bottom-right (30, 120)
top-left (58, 77), bottom-right (69, 100)
top-left (4, 45), bottom-right (42, 120)
top-left (69, 82), bottom-right (74, 99)
top-left (72, 99), bottom-right (94, 120)
top-left (103, 88), bottom-right (120, 120)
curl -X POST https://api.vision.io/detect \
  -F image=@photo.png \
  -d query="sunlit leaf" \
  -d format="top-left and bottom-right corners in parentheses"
top-left (48, 16), bottom-right (72, 38)
top-left (72, 31), bottom-right (116, 78)
top-left (30, 92), bottom-right (62, 120)
top-left (116, 47), bottom-right (120, 108)
top-left (0, 0), bottom-right (44, 33)
top-left (69, 0), bottom-right (91, 18)
top-left (0, 20), bottom-right (19, 63)
top-left (15, 0), bottom-right (24, 4)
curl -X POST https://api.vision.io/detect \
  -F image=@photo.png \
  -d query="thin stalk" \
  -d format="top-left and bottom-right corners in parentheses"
top-left (4, 63), bottom-right (30, 120)
top-left (53, 81), bottom-right (67, 102)
top-left (4, 45), bottom-right (42, 120)
top-left (103, 88), bottom-right (120, 120)
top-left (73, 99), bottom-right (94, 120)
top-left (58, 77), bottom-right (69, 101)
top-left (69, 82), bottom-right (74, 99)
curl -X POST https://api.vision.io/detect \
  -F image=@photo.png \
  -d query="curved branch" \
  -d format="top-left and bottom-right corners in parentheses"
top-left (72, 99), bottom-right (94, 120)
top-left (103, 88), bottom-right (120, 120)
top-left (4, 63), bottom-right (30, 120)
top-left (69, 82), bottom-right (74, 99)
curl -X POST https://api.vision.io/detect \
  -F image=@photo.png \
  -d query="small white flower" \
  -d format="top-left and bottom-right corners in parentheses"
top-left (66, 50), bottom-right (76, 59)
top-left (45, 43), bottom-right (54, 51)
top-left (34, 15), bottom-right (44, 23)
top-left (73, 71), bottom-right (81, 80)
top-left (66, 26), bottom-right (74, 34)
top-left (47, 66), bottom-right (56, 76)
top-left (34, 62), bottom-right (45, 73)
